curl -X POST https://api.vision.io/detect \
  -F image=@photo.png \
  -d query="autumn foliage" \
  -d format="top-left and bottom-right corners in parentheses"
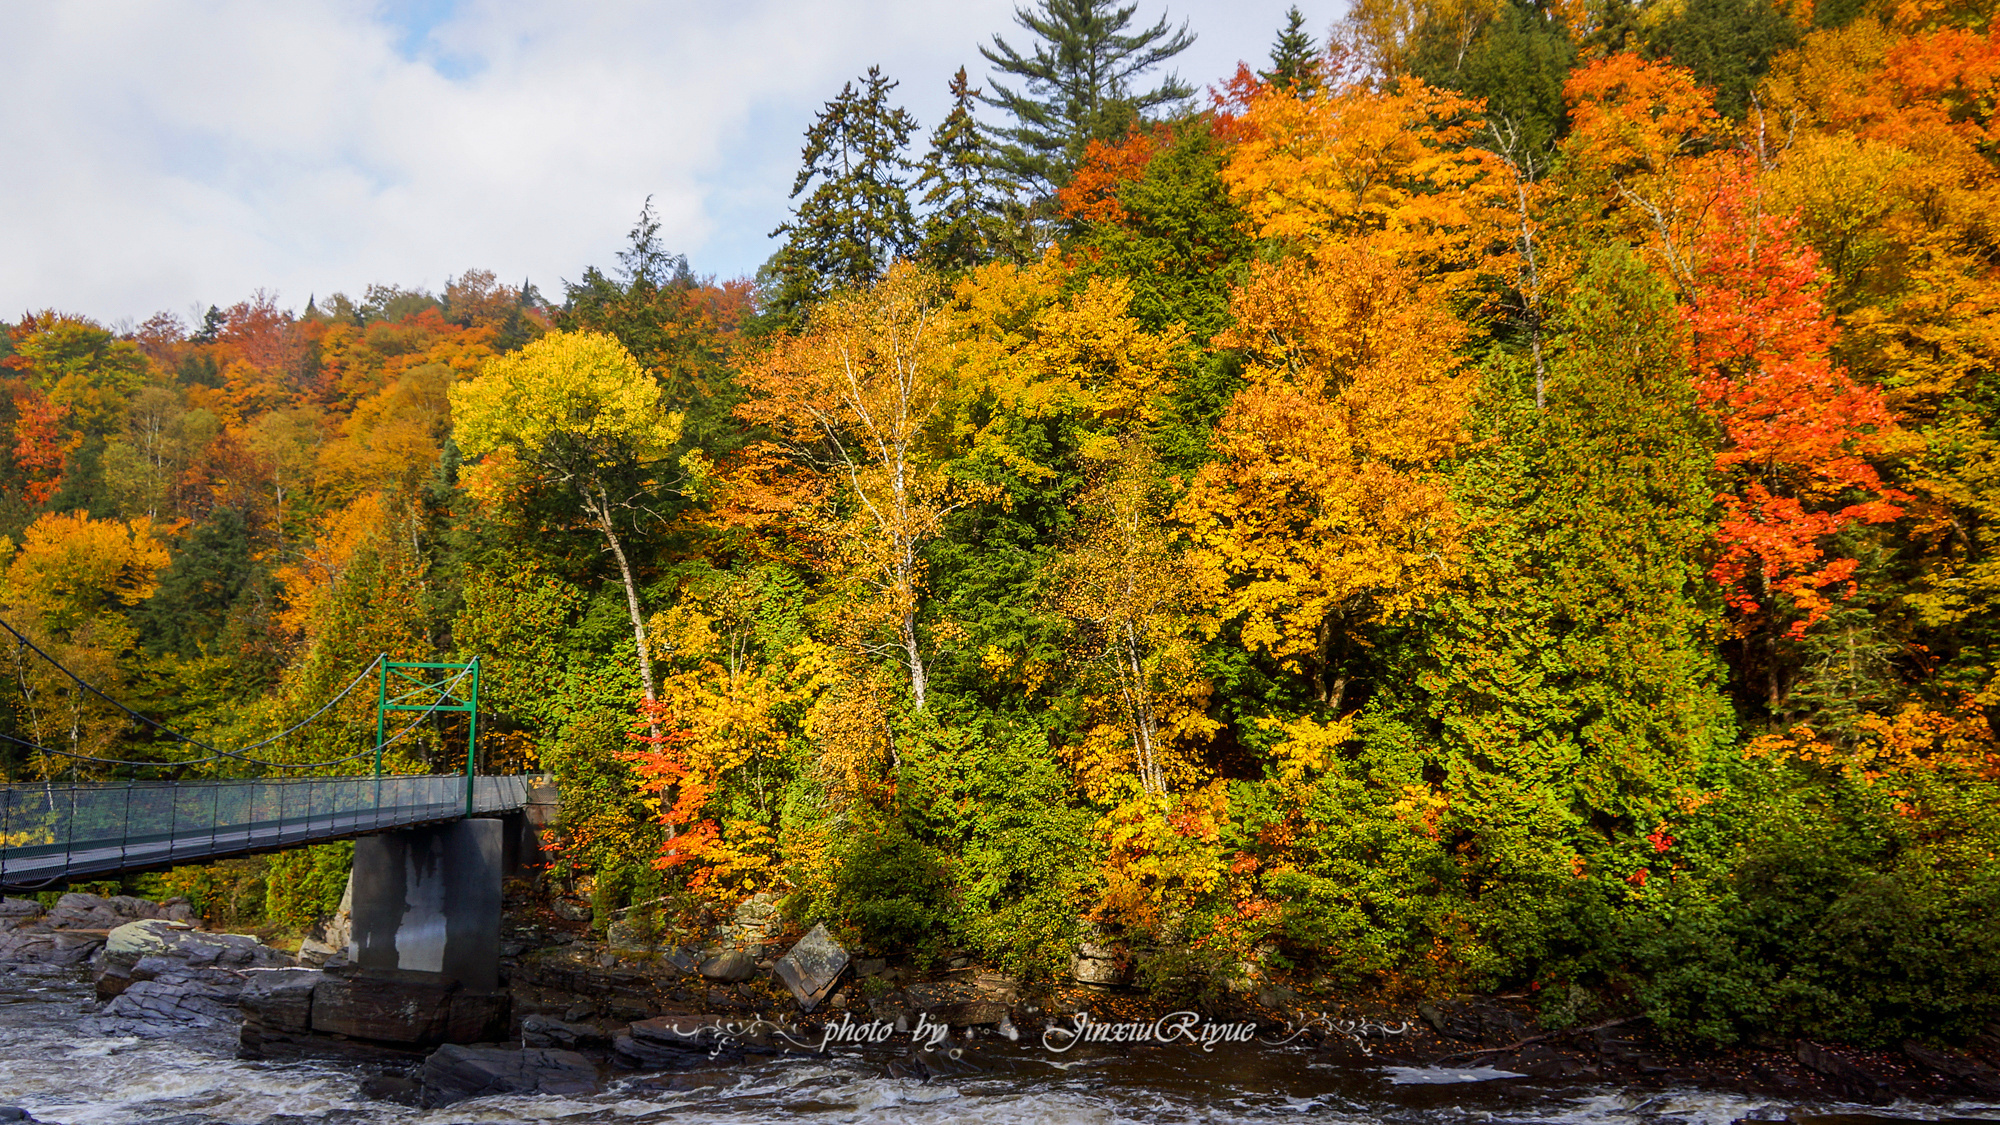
top-left (1689, 191), bottom-right (1906, 637)
top-left (10, 5), bottom-right (2000, 1047)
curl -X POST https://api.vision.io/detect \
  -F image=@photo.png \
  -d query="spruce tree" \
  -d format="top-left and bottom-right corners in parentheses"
top-left (979, 0), bottom-right (1196, 194)
top-left (617, 195), bottom-right (691, 291)
top-left (191, 305), bottom-right (225, 344)
top-left (139, 508), bottom-right (261, 658)
top-left (1259, 6), bottom-right (1321, 95)
top-left (915, 68), bottom-right (1008, 272)
top-left (768, 66), bottom-right (919, 318)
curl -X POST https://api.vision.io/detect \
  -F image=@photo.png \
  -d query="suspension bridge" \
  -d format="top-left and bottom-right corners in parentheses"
top-left (0, 621), bottom-right (535, 893)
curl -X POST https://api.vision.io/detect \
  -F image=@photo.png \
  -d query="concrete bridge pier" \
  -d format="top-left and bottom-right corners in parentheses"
top-left (349, 819), bottom-right (503, 991)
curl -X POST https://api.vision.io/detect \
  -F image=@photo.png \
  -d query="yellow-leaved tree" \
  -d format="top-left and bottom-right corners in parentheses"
top-left (450, 330), bottom-right (683, 706)
top-left (1178, 244), bottom-right (1472, 710)
top-left (1049, 437), bottom-right (1215, 800)
top-left (950, 251), bottom-right (1188, 479)
top-left (738, 264), bottom-right (960, 717)
top-left (0, 512), bottom-right (169, 774)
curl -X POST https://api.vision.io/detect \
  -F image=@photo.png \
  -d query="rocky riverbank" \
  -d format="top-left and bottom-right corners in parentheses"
top-left (4, 889), bottom-right (1998, 1114)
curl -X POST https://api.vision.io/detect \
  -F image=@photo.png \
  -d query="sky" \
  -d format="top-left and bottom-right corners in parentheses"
top-left (0, 0), bottom-right (1338, 326)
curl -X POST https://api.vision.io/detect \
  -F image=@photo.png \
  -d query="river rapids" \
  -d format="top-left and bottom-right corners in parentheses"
top-left (4, 969), bottom-right (1996, 1125)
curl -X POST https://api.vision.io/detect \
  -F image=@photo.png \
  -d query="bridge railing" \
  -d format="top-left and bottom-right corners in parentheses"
top-left (0, 774), bottom-right (528, 887)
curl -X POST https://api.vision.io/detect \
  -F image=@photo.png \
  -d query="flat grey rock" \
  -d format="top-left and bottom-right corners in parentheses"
top-left (773, 923), bottom-right (848, 1013)
top-left (699, 949), bottom-right (757, 983)
top-left (605, 918), bottom-right (657, 953)
top-left (421, 1044), bottom-right (600, 1107)
top-left (521, 1013), bottom-right (609, 1049)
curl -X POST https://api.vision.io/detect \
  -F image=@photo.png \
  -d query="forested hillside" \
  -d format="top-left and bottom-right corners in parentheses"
top-left (5, 0), bottom-right (1999, 1049)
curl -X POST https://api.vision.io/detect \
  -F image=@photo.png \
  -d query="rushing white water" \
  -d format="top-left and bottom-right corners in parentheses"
top-left (4, 968), bottom-right (1998, 1125)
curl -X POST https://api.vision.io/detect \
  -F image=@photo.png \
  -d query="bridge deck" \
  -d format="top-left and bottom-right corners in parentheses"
top-left (0, 775), bottom-right (529, 890)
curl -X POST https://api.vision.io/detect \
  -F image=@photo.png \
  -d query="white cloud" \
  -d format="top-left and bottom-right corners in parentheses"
top-left (0, 0), bottom-right (1336, 322)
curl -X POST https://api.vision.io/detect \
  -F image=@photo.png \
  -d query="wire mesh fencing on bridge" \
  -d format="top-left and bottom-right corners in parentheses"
top-left (0, 774), bottom-right (529, 890)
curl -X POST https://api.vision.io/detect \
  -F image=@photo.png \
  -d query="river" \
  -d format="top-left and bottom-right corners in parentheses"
top-left (3, 969), bottom-right (1996, 1125)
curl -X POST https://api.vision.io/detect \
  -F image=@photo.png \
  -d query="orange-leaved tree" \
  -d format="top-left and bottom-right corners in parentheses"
top-left (626, 575), bottom-right (798, 898)
top-left (1220, 74), bottom-right (1512, 287)
top-left (1687, 181), bottom-right (1907, 700)
top-left (1179, 243), bottom-right (1472, 709)
top-left (1561, 51), bottom-right (1730, 295)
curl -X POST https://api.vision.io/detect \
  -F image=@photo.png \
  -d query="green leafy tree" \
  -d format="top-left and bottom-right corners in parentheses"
top-left (1643, 0), bottom-right (1798, 119)
top-left (768, 67), bottom-right (919, 320)
top-left (980, 0), bottom-right (1197, 193)
top-left (7, 312), bottom-right (150, 438)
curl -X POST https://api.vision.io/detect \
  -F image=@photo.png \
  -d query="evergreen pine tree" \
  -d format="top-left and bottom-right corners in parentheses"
top-left (191, 305), bottom-right (225, 344)
top-left (979, 0), bottom-right (1196, 195)
top-left (768, 67), bottom-right (919, 318)
top-left (139, 508), bottom-right (261, 658)
top-left (914, 68), bottom-right (1008, 272)
top-left (617, 195), bottom-right (691, 291)
top-left (1259, 6), bottom-right (1321, 95)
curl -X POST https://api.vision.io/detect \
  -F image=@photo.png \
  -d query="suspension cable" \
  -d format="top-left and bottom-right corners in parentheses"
top-left (0, 618), bottom-right (479, 775)
top-left (0, 616), bottom-right (385, 765)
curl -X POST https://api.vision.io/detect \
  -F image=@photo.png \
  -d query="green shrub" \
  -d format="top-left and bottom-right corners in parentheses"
top-left (1136, 945), bottom-right (1232, 1013)
top-left (830, 825), bottom-right (953, 959)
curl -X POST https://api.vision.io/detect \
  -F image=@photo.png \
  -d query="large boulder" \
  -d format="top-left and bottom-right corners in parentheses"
top-left (420, 1044), bottom-right (600, 1107)
top-left (237, 968), bottom-right (328, 1035)
top-left (605, 917), bottom-right (660, 954)
top-left (90, 969), bottom-right (249, 1036)
top-left (44, 892), bottom-right (187, 930)
top-left (1071, 941), bottom-right (1122, 986)
top-left (1797, 1040), bottom-right (1892, 1104)
top-left (104, 918), bottom-right (193, 959)
top-left (773, 924), bottom-right (847, 1013)
top-left (100, 918), bottom-right (287, 968)
top-left (0, 894), bottom-right (197, 968)
top-left (521, 1013), bottom-right (610, 1050)
top-left (0, 930), bottom-right (101, 966)
top-left (94, 920), bottom-right (289, 1000)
